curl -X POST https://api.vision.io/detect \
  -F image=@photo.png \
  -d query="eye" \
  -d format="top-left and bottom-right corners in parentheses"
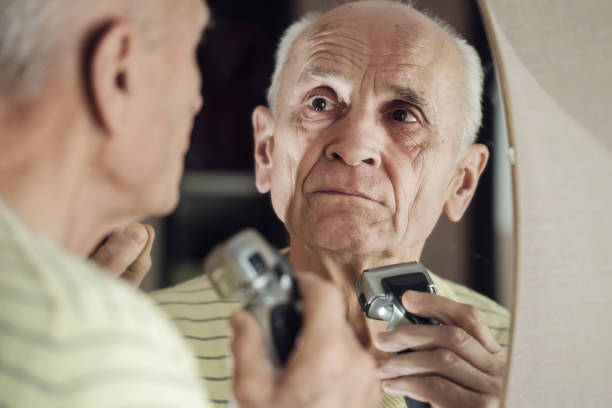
top-left (392, 109), bottom-right (417, 123)
top-left (311, 97), bottom-right (334, 112)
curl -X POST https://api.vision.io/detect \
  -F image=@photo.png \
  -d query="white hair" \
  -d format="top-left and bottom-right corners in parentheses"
top-left (266, 1), bottom-right (484, 147)
top-left (0, 0), bottom-right (165, 101)
top-left (0, 1), bottom-right (72, 99)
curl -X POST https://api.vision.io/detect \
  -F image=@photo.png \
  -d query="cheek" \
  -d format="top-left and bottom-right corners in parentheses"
top-left (269, 125), bottom-right (321, 222)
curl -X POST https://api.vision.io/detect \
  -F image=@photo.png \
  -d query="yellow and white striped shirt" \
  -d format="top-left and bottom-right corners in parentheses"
top-left (151, 261), bottom-right (510, 408)
top-left (0, 199), bottom-right (209, 408)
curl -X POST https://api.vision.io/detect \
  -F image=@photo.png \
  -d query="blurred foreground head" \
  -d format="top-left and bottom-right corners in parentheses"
top-left (0, 0), bottom-right (208, 253)
top-left (252, 0), bottom-right (490, 265)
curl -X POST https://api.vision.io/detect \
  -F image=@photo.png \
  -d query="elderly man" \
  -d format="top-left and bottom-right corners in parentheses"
top-left (144, 1), bottom-right (510, 408)
top-left (0, 0), bottom-right (378, 407)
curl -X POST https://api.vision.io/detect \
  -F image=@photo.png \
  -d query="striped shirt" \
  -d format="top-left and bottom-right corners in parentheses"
top-left (150, 260), bottom-right (510, 408)
top-left (0, 199), bottom-right (209, 408)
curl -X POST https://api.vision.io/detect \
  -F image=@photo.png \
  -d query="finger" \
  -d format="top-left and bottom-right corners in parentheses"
top-left (375, 324), bottom-right (506, 374)
top-left (90, 223), bottom-right (148, 278)
top-left (230, 310), bottom-right (274, 407)
top-left (121, 224), bottom-right (155, 287)
top-left (377, 349), bottom-right (503, 394)
top-left (382, 375), bottom-right (499, 408)
top-left (402, 291), bottom-right (502, 353)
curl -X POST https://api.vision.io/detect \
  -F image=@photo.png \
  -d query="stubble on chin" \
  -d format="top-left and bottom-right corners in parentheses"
top-left (287, 198), bottom-right (389, 255)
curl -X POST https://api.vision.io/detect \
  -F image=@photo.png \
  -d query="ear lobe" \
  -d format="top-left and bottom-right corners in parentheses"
top-left (252, 105), bottom-right (275, 193)
top-left (87, 21), bottom-right (134, 133)
top-left (443, 144), bottom-right (490, 222)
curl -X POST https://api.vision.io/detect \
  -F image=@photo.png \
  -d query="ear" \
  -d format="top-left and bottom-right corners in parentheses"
top-left (87, 20), bottom-right (134, 133)
top-left (252, 105), bottom-right (275, 193)
top-left (443, 143), bottom-right (490, 222)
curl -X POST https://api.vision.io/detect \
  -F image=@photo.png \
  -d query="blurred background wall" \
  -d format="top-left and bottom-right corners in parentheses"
top-left (141, 0), bottom-right (514, 309)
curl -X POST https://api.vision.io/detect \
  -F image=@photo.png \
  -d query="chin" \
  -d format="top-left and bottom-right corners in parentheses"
top-left (299, 214), bottom-right (386, 255)
top-left (146, 182), bottom-right (181, 217)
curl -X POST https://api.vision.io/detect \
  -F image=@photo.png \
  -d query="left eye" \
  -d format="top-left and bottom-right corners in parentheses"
top-left (311, 97), bottom-right (333, 112)
top-left (392, 109), bottom-right (417, 123)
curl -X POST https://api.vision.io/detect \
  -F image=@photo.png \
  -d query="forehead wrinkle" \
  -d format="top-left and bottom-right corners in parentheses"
top-left (301, 49), bottom-right (368, 77)
top-left (306, 20), bottom-right (371, 53)
top-left (373, 67), bottom-right (430, 103)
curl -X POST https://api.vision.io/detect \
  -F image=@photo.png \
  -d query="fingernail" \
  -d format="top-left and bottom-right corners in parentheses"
top-left (126, 224), bottom-right (146, 244)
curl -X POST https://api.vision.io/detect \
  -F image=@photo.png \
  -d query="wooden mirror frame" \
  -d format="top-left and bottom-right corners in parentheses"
top-left (477, 0), bottom-right (612, 406)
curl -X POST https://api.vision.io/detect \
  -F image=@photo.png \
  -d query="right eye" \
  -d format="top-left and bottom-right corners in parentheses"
top-left (310, 97), bottom-right (334, 112)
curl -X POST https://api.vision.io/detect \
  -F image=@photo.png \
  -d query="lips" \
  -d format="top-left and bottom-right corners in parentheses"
top-left (313, 187), bottom-right (380, 204)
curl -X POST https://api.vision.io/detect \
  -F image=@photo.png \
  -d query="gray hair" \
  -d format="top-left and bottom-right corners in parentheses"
top-left (266, 1), bottom-right (484, 147)
top-left (0, 0), bottom-right (165, 101)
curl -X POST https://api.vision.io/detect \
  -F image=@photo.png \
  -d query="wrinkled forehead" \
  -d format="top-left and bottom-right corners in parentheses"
top-left (284, 3), bottom-right (463, 102)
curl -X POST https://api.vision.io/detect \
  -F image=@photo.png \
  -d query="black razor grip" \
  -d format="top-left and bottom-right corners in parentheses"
top-left (404, 398), bottom-right (431, 408)
top-left (382, 273), bottom-right (435, 408)
top-left (270, 303), bottom-right (302, 365)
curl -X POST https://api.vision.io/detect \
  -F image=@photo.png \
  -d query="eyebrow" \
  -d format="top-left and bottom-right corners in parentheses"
top-left (388, 85), bottom-right (428, 109)
top-left (300, 65), bottom-right (341, 82)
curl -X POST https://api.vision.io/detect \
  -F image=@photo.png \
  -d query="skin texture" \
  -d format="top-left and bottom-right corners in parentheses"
top-left (251, 2), bottom-right (500, 407)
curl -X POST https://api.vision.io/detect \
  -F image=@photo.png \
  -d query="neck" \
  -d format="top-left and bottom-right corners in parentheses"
top-left (288, 236), bottom-right (423, 351)
top-left (0, 99), bottom-right (130, 257)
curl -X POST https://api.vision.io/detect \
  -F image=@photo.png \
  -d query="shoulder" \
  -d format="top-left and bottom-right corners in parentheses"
top-left (429, 271), bottom-right (511, 347)
top-left (0, 214), bottom-right (207, 407)
top-left (150, 276), bottom-right (240, 406)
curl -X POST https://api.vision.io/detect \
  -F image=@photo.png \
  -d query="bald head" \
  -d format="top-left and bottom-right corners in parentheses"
top-left (267, 0), bottom-right (483, 147)
top-left (0, 0), bottom-right (168, 102)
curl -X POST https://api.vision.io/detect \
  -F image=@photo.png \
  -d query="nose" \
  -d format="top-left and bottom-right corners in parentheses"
top-left (324, 126), bottom-right (381, 168)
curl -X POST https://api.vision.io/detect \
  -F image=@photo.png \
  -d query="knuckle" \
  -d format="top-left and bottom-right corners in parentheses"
top-left (462, 304), bottom-right (486, 328)
top-left (425, 375), bottom-right (451, 394)
top-left (488, 352), bottom-right (507, 373)
top-left (489, 376), bottom-right (503, 395)
top-left (436, 348), bottom-right (459, 368)
top-left (446, 326), bottom-right (469, 349)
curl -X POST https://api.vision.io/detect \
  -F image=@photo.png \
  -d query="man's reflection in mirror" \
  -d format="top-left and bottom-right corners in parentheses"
top-left (140, 1), bottom-right (511, 407)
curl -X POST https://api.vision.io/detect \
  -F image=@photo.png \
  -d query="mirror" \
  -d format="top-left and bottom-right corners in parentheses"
top-left (143, 1), bottom-right (516, 406)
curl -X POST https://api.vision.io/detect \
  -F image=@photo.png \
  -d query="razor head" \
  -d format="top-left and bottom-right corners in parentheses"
top-left (204, 229), bottom-right (292, 305)
top-left (356, 262), bottom-right (435, 323)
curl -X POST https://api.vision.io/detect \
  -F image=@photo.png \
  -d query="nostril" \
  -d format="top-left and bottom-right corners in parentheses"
top-left (332, 152), bottom-right (342, 160)
top-left (363, 158), bottom-right (375, 165)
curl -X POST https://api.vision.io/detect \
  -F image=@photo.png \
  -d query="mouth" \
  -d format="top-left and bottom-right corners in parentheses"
top-left (314, 188), bottom-right (379, 203)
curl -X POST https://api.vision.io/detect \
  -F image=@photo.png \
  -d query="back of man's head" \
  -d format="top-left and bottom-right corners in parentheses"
top-left (0, 0), bottom-right (206, 255)
top-left (0, 0), bottom-right (165, 103)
